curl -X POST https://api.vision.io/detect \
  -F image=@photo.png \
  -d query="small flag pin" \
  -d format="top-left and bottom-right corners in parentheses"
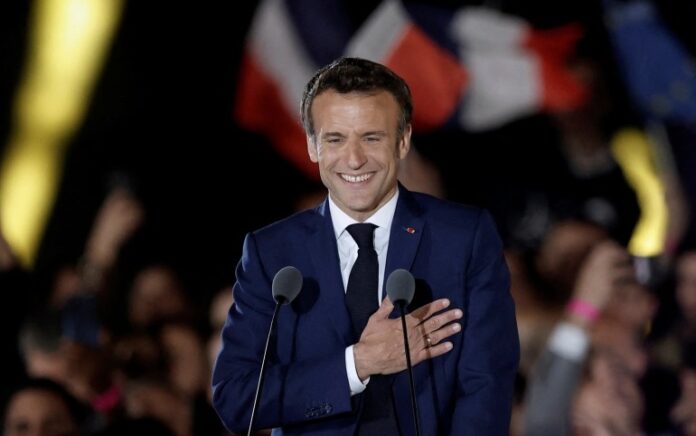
top-left (404, 226), bottom-right (416, 234)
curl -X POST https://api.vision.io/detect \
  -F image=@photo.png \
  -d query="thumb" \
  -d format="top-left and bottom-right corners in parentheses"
top-left (373, 296), bottom-right (394, 319)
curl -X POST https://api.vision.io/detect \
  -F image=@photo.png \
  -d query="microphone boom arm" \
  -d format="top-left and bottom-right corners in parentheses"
top-left (398, 302), bottom-right (421, 436)
top-left (247, 298), bottom-right (284, 436)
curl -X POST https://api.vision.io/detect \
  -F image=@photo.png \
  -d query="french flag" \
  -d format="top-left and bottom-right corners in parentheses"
top-left (235, 0), bottom-right (586, 178)
top-left (345, 0), bottom-right (468, 132)
top-left (234, 0), bottom-right (318, 179)
top-left (450, 7), bottom-right (587, 130)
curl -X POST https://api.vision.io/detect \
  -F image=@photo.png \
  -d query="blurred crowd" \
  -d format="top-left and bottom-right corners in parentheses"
top-left (2, 92), bottom-right (696, 436)
top-left (1, 187), bottom-right (237, 435)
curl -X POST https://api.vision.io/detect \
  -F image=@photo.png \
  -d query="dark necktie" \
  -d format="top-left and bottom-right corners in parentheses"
top-left (345, 223), bottom-right (379, 337)
top-left (345, 223), bottom-right (400, 435)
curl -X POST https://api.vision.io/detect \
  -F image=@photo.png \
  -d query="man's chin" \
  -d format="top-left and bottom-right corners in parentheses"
top-left (339, 197), bottom-right (378, 216)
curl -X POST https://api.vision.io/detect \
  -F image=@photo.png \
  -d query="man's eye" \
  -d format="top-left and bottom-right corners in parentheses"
top-left (365, 136), bottom-right (380, 142)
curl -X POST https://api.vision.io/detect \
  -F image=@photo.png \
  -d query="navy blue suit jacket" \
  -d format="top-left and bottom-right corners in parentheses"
top-left (212, 187), bottom-right (519, 435)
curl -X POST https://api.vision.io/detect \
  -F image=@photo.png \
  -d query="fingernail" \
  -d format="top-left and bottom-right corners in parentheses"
top-left (442, 299), bottom-right (450, 308)
top-left (454, 309), bottom-right (463, 318)
top-left (445, 342), bottom-right (453, 350)
top-left (452, 323), bottom-right (460, 332)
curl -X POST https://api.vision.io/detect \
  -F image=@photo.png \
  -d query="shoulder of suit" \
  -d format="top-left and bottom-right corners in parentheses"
top-left (251, 205), bottom-right (321, 240)
top-left (408, 190), bottom-right (484, 224)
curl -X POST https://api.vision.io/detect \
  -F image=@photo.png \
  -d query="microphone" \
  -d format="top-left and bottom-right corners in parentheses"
top-left (386, 268), bottom-right (415, 306)
top-left (386, 269), bottom-right (420, 436)
top-left (272, 265), bottom-right (303, 304)
top-left (248, 266), bottom-right (303, 436)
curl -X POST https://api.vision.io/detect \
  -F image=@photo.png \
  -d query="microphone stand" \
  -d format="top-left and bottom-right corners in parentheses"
top-left (247, 297), bottom-right (284, 436)
top-left (397, 302), bottom-right (421, 436)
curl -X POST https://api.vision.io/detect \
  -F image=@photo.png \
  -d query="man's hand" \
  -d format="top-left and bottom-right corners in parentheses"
top-left (353, 297), bottom-right (463, 381)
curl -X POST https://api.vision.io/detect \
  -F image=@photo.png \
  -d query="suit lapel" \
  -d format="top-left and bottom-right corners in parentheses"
top-left (384, 186), bottom-right (425, 299)
top-left (307, 200), bottom-right (354, 344)
top-left (385, 188), bottom-right (436, 436)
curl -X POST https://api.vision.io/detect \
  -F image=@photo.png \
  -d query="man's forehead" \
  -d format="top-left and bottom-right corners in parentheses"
top-left (313, 88), bottom-right (398, 106)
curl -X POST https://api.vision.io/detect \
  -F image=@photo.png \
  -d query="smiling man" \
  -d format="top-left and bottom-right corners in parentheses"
top-left (212, 57), bottom-right (519, 435)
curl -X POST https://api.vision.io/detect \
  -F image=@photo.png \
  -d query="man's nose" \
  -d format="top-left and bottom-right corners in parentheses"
top-left (346, 140), bottom-right (367, 169)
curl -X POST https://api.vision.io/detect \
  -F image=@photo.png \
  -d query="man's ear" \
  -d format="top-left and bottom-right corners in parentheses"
top-left (307, 135), bottom-right (318, 163)
top-left (398, 124), bottom-right (412, 159)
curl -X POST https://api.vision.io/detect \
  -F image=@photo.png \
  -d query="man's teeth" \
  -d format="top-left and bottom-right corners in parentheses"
top-left (341, 173), bottom-right (372, 183)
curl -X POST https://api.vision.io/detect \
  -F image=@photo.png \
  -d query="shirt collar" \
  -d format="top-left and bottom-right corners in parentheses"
top-left (329, 189), bottom-right (399, 239)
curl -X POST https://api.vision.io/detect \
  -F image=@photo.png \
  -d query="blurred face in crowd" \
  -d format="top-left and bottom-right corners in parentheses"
top-left (535, 220), bottom-right (607, 296)
top-left (128, 266), bottom-right (188, 328)
top-left (307, 90), bottom-right (411, 222)
top-left (676, 251), bottom-right (696, 324)
top-left (604, 281), bottom-right (657, 334)
top-left (3, 388), bottom-right (78, 436)
top-left (572, 350), bottom-right (644, 436)
top-left (122, 380), bottom-right (190, 436)
top-left (160, 324), bottom-right (208, 398)
top-left (23, 351), bottom-right (69, 387)
top-left (592, 319), bottom-right (648, 378)
top-left (207, 288), bottom-right (232, 370)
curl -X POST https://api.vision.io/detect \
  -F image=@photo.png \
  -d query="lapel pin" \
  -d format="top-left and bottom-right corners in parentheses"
top-left (404, 226), bottom-right (416, 234)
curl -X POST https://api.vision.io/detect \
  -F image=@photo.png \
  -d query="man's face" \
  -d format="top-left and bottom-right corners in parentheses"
top-left (307, 90), bottom-right (410, 222)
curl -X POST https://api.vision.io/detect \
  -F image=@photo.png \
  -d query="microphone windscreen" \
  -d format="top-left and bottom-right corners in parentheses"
top-left (386, 269), bottom-right (415, 305)
top-left (272, 266), bottom-right (303, 304)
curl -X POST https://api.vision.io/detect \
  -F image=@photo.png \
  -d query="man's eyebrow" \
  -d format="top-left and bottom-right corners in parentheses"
top-left (321, 131), bottom-right (346, 138)
top-left (362, 130), bottom-right (387, 137)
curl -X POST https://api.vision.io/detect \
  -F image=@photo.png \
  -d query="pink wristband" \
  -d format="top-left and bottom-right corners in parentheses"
top-left (567, 298), bottom-right (600, 322)
top-left (91, 384), bottom-right (121, 413)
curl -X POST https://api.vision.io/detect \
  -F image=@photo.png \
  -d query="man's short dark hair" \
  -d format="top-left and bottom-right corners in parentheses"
top-left (301, 57), bottom-right (413, 140)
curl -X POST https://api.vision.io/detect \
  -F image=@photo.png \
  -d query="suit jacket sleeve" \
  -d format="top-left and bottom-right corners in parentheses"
top-left (211, 233), bottom-right (353, 433)
top-left (450, 210), bottom-right (520, 435)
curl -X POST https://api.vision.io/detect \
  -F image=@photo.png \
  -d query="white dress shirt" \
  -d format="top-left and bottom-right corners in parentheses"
top-left (328, 190), bottom-right (399, 396)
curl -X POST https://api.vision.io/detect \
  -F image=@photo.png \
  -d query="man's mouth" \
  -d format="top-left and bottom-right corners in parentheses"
top-left (340, 173), bottom-right (373, 183)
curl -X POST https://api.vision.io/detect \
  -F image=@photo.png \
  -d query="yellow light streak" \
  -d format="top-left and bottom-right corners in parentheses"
top-left (611, 128), bottom-right (668, 257)
top-left (0, 0), bottom-right (124, 266)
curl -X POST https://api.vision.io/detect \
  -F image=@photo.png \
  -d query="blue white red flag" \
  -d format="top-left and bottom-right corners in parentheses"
top-left (235, 0), bottom-right (586, 178)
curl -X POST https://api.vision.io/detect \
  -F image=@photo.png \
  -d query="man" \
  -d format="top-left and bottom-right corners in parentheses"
top-left (212, 57), bottom-right (519, 435)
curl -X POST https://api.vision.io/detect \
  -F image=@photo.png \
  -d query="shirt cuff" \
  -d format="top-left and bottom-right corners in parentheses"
top-left (345, 345), bottom-right (369, 395)
top-left (548, 322), bottom-right (590, 362)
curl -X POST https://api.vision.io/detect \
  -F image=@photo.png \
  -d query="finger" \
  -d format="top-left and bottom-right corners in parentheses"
top-left (409, 298), bottom-right (450, 322)
top-left (424, 321), bottom-right (462, 346)
top-left (415, 341), bottom-right (453, 363)
top-left (416, 308), bottom-right (463, 333)
top-left (372, 296), bottom-right (395, 320)
top-left (613, 275), bottom-right (638, 288)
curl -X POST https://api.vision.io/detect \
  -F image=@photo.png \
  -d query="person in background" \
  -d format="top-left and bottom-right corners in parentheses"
top-left (2, 378), bottom-right (92, 436)
top-left (126, 265), bottom-right (193, 330)
top-left (523, 238), bottom-right (637, 435)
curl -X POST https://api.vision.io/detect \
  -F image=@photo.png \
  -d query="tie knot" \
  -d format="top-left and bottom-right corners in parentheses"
top-left (346, 223), bottom-right (377, 250)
